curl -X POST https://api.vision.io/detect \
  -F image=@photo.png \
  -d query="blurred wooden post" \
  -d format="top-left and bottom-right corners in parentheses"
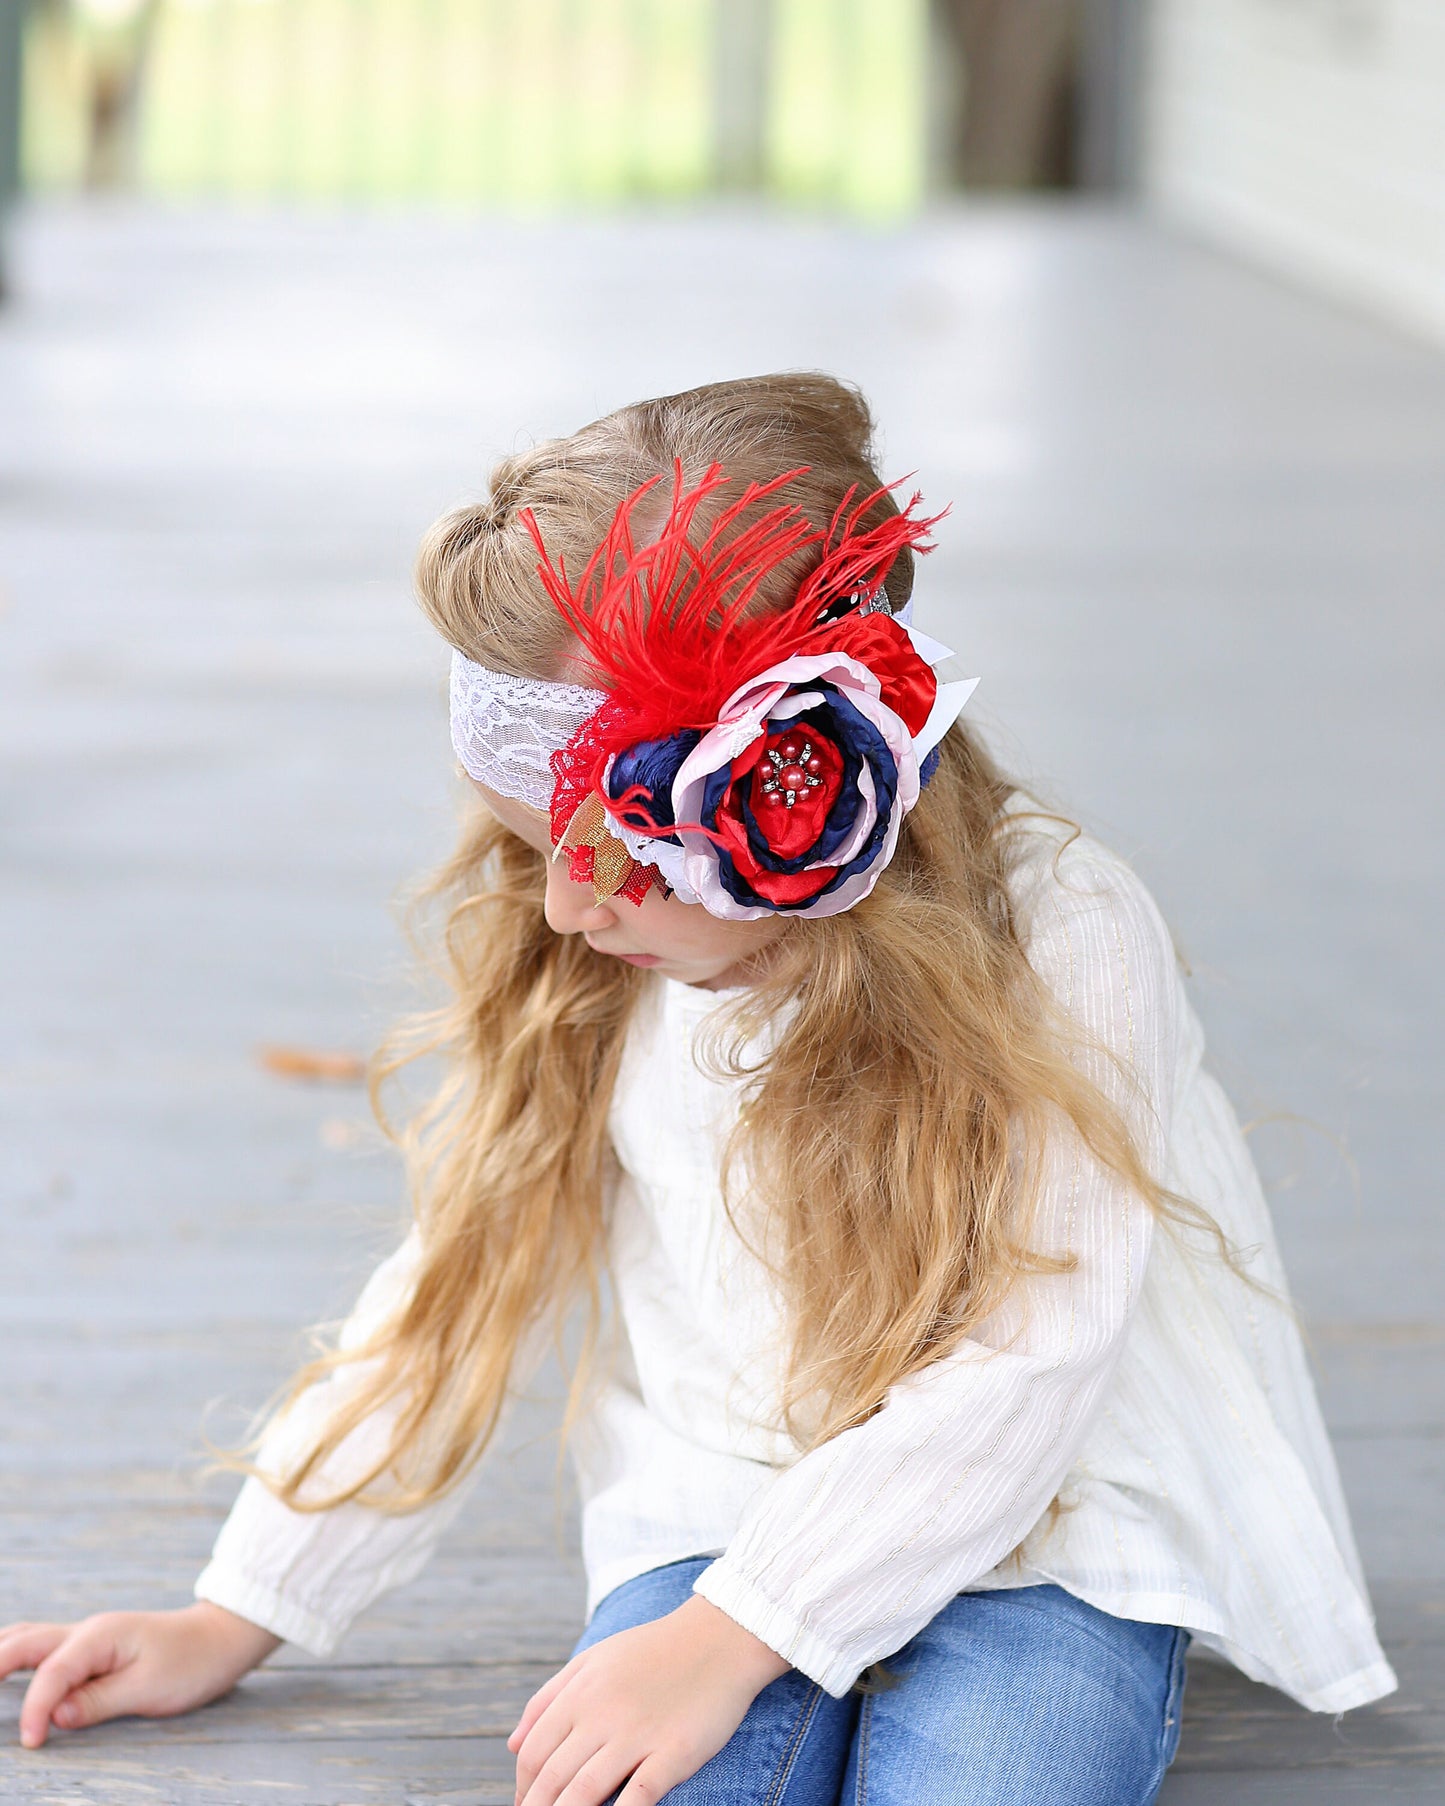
top-left (929, 0), bottom-right (1082, 189)
top-left (81, 0), bottom-right (161, 191)
top-left (1077, 0), bottom-right (1144, 190)
top-left (0, 0), bottom-right (24, 299)
top-left (924, 0), bottom-right (964, 195)
top-left (711, 0), bottom-right (772, 190)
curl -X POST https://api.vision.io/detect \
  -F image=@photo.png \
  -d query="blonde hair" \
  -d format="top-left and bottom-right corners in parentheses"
top-left (226, 374), bottom-right (1198, 1514)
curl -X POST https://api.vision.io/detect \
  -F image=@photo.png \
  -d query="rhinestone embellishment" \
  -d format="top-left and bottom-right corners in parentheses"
top-left (758, 733), bottom-right (827, 809)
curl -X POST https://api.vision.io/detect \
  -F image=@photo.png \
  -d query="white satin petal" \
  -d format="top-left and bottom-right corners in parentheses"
top-left (679, 849), bottom-right (775, 921)
top-left (915, 677), bottom-right (980, 762)
top-left (900, 624), bottom-right (952, 665)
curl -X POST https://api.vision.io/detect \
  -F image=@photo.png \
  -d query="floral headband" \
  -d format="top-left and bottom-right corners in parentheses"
top-left (448, 461), bottom-right (978, 921)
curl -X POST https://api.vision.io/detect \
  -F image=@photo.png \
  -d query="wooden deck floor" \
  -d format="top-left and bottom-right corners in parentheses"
top-left (1, 201), bottom-right (1441, 1802)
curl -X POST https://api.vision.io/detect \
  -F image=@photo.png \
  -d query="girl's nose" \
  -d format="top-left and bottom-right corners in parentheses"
top-left (543, 853), bottom-right (619, 937)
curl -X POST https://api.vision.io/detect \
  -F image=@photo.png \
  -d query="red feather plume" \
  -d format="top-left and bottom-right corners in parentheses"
top-left (520, 461), bottom-right (947, 847)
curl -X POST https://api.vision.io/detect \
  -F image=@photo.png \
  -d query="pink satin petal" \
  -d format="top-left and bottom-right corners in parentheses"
top-left (827, 758), bottom-right (880, 867)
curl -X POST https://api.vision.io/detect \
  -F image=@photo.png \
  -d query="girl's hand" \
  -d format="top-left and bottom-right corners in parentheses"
top-left (0, 1602), bottom-right (283, 1748)
top-left (508, 1594), bottom-right (790, 1806)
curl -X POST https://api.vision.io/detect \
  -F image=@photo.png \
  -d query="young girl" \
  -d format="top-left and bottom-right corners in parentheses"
top-left (3, 374), bottom-right (1395, 1804)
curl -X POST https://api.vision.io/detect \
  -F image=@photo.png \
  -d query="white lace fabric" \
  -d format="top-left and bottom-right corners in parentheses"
top-left (448, 654), bottom-right (607, 812)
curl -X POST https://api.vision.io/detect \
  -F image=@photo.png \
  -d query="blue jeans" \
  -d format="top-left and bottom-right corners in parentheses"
top-left (571, 1558), bottom-right (1189, 1805)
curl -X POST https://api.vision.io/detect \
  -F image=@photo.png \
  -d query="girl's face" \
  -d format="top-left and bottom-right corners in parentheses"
top-left (472, 782), bottom-right (791, 992)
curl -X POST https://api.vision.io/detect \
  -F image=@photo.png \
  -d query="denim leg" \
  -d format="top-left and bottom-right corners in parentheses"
top-left (839, 1584), bottom-right (1190, 1806)
top-left (569, 1558), bottom-right (858, 1806)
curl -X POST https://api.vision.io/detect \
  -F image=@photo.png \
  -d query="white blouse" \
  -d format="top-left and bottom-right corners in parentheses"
top-left (195, 798), bottom-right (1396, 1715)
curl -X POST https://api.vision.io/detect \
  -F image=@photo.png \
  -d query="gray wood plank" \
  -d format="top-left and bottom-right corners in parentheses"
top-left (1173, 1654), bottom-right (1445, 1770)
top-left (1160, 1778), bottom-right (1444, 1805)
top-left (0, 1738), bottom-right (518, 1804)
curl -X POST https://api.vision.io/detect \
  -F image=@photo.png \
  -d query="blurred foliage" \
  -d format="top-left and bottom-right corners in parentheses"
top-left (21, 0), bottom-right (930, 215)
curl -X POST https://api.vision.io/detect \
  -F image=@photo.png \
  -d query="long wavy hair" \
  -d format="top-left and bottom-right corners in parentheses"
top-left (225, 373), bottom-right (1199, 1514)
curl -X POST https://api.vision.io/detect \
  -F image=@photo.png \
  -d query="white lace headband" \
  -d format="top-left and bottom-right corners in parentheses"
top-left (450, 655), bottom-right (609, 815)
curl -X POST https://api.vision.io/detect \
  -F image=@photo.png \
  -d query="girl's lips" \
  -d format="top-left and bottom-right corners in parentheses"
top-left (592, 948), bottom-right (661, 966)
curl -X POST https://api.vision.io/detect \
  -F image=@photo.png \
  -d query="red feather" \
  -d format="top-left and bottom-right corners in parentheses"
top-left (524, 461), bottom-right (947, 846)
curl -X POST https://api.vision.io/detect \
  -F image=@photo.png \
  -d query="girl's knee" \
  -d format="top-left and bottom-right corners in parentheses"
top-left (847, 1588), bottom-right (1189, 1806)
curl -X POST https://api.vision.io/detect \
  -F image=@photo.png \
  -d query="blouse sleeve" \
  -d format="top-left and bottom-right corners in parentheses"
top-left (193, 1226), bottom-right (487, 1656)
top-left (691, 842), bottom-right (1183, 1696)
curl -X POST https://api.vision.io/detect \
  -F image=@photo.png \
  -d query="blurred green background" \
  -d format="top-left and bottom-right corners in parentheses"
top-left (19, 0), bottom-right (931, 214)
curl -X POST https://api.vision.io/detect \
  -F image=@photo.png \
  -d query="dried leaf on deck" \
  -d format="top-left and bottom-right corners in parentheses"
top-left (256, 1044), bottom-right (367, 1084)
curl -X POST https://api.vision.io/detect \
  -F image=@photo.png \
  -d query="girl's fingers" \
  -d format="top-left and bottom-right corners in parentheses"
top-left (18, 1624), bottom-right (122, 1749)
top-left (553, 1746), bottom-right (639, 1806)
top-left (614, 1754), bottom-right (673, 1804)
top-left (512, 1706), bottom-right (568, 1803)
top-left (0, 1625), bottom-right (68, 1682)
top-left (507, 1660), bottom-right (575, 1753)
top-left (513, 1695), bottom-right (568, 1804)
top-left (517, 1726), bottom-right (607, 1806)
top-left (49, 1665), bottom-right (146, 1734)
